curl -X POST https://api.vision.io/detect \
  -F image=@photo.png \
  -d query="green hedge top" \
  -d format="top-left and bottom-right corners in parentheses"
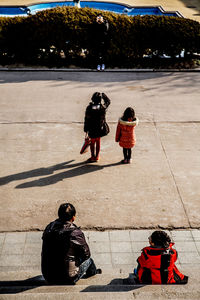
top-left (0, 7), bottom-right (199, 62)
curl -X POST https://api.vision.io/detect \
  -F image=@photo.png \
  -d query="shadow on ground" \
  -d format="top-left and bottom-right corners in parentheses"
top-left (0, 160), bottom-right (75, 186)
top-left (81, 278), bottom-right (144, 292)
top-left (0, 275), bottom-right (47, 294)
top-left (0, 72), bottom-right (170, 84)
top-left (0, 72), bottom-right (199, 96)
top-left (0, 276), bottom-right (144, 294)
top-left (1, 71), bottom-right (199, 86)
top-left (0, 160), bottom-right (122, 189)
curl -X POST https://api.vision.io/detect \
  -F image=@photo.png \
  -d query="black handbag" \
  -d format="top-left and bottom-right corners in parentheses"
top-left (100, 121), bottom-right (110, 137)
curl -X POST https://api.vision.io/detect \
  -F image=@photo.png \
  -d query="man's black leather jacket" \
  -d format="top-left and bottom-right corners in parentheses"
top-left (41, 219), bottom-right (90, 283)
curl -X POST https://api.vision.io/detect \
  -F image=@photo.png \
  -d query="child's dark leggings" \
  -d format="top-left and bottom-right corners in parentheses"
top-left (123, 148), bottom-right (132, 160)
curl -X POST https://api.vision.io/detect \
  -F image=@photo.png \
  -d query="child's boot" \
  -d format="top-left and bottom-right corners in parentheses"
top-left (121, 159), bottom-right (127, 164)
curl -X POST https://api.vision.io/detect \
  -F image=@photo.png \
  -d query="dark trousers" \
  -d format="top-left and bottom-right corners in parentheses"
top-left (74, 258), bottom-right (98, 283)
top-left (97, 41), bottom-right (107, 65)
top-left (44, 258), bottom-right (97, 285)
top-left (123, 148), bottom-right (132, 160)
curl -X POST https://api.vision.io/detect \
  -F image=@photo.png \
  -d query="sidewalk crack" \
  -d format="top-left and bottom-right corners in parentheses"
top-left (153, 120), bottom-right (191, 228)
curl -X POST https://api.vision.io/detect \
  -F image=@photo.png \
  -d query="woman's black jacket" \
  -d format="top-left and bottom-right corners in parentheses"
top-left (84, 93), bottom-right (111, 138)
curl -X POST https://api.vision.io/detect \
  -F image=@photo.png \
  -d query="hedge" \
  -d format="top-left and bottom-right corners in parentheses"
top-left (0, 6), bottom-right (199, 67)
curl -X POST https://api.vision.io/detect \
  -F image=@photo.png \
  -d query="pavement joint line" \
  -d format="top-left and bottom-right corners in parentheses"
top-left (0, 234), bottom-right (6, 256)
top-left (108, 232), bottom-right (114, 268)
top-left (153, 120), bottom-right (191, 228)
top-left (1, 227), bottom-right (200, 233)
top-left (23, 232), bottom-right (28, 255)
top-left (194, 240), bottom-right (200, 256)
top-left (1, 121), bottom-right (200, 125)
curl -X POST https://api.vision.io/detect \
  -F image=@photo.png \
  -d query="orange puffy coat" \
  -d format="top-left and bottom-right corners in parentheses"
top-left (115, 118), bottom-right (139, 148)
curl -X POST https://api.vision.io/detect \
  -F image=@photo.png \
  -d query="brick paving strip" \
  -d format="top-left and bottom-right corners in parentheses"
top-left (0, 230), bottom-right (200, 272)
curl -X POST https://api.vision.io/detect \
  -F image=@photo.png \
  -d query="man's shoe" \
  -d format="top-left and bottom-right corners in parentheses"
top-left (127, 159), bottom-right (132, 164)
top-left (101, 64), bottom-right (105, 70)
top-left (96, 268), bottom-right (102, 274)
top-left (97, 65), bottom-right (101, 71)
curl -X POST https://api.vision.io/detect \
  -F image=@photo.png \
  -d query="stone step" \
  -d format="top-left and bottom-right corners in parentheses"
top-left (0, 285), bottom-right (200, 300)
top-left (0, 266), bottom-right (198, 281)
top-left (0, 270), bottom-right (199, 300)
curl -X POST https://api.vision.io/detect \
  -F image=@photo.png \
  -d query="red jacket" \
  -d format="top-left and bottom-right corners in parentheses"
top-left (137, 243), bottom-right (188, 284)
top-left (115, 118), bottom-right (139, 148)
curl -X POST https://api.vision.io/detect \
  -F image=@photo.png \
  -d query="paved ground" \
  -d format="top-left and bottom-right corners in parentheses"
top-left (0, 0), bottom-right (200, 22)
top-left (0, 71), bottom-right (200, 232)
top-left (0, 70), bottom-right (200, 298)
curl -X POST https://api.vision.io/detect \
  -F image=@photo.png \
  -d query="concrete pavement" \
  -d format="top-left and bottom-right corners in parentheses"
top-left (0, 70), bottom-right (200, 298)
top-left (0, 71), bottom-right (200, 231)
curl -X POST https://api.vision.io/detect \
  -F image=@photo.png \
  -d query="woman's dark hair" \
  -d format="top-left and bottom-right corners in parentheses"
top-left (150, 231), bottom-right (171, 248)
top-left (91, 92), bottom-right (101, 104)
top-left (58, 203), bottom-right (76, 221)
top-left (121, 107), bottom-right (136, 121)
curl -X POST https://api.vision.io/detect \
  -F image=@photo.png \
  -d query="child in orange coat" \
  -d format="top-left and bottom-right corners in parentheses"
top-left (115, 107), bottom-right (139, 164)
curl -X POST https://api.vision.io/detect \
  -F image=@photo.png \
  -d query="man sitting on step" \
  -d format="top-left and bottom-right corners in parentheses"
top-left (41, 203), bottom-right (102, 284)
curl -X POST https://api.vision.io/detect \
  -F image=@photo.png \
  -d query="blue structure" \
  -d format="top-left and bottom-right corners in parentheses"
top-left (0, 1), bottom-right (183, 18)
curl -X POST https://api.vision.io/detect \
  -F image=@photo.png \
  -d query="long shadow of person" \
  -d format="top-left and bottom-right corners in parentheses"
top-left (81, 278), bottom-right (144, 292)
top-left (0, 276), bottom-right (144, 294)
top-left (15, 161), bottom-right (121, 189)
top-left (0, 275), bottom-right (46, 294)
top-left (0, 160), bottom-right (76, 186)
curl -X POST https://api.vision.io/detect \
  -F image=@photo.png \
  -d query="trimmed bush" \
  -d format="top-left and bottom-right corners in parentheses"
top-left (0, 6), bottom-right (199, 67)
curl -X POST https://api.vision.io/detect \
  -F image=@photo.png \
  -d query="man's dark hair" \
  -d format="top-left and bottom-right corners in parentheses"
top-left (151, 231), bottom-right (171, 248)
top-left (91, 92), bottom-right (101, 104)
top-left (58, 203), bottom-right (76, 221)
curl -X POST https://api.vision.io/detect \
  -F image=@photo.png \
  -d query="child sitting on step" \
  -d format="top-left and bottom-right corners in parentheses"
top-left (134, 230), bottom-right (188, 284)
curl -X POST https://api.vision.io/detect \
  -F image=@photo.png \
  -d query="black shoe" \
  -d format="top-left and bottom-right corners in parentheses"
top-left (96, 268), bottom-right (102, 274)
top-left (121, 159), bottom-right (128, 164)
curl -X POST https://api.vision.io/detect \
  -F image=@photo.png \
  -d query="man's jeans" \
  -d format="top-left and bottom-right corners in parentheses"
top-left (74, 258), bottom-right (97, 283)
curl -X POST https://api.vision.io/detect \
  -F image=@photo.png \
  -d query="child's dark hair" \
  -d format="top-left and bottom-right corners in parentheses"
top-left (122, 107), bottom-right (136, 121)
top-left (91, 92), bottom-right (101, 104)
top-left (58, 203), bottom-right (76, 221)
top-left (150, 231), bottom-right (171, 248)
